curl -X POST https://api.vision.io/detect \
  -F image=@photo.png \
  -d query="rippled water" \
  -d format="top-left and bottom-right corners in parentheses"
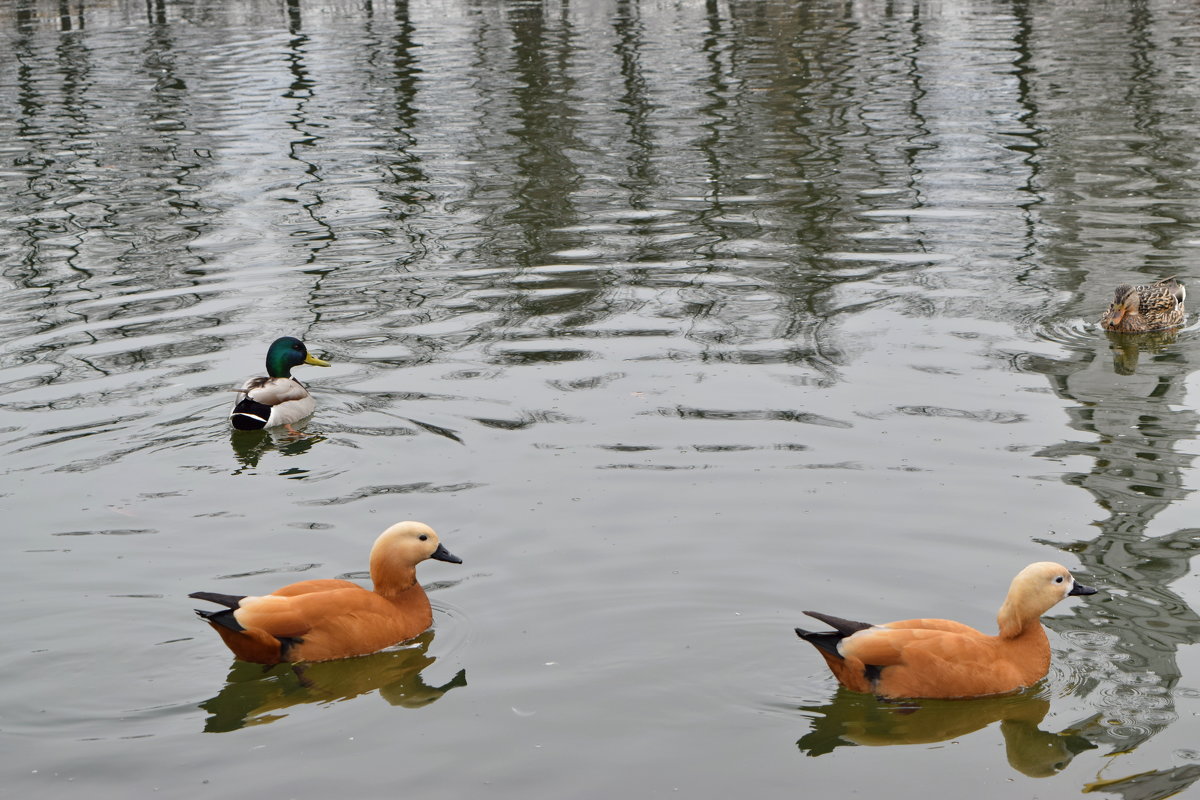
top-left (3, 1), bottom-right (1200, 797)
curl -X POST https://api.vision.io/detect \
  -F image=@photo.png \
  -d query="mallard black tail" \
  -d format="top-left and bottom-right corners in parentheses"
top-left (230, 397), bottom-right (271, 430)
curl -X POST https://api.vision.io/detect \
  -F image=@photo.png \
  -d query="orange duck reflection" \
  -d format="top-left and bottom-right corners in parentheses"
top-left (798, 688), bottom-right (1098, 778)
top-left (199, 630), bottom-right (466, 732)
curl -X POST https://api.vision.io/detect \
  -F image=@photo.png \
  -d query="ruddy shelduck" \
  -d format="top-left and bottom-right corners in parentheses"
top-left (190, 521), bottom-right (461, 664)
top-left (795, 562), bottom-right (1097, 699)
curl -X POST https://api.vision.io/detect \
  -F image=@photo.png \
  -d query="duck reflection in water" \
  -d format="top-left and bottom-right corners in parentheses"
top-left (1104, 328), bottom-right (1180, 376)
top-left (797, 689), bottom-right (1097, 777)
top-left (199, 630), bottom-right (466, 733)
top-left (229, 424), bottom-right (327, 472)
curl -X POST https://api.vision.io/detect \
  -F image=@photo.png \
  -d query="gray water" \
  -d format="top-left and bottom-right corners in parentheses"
top-left (3, 0), bottom-right (1200, 797)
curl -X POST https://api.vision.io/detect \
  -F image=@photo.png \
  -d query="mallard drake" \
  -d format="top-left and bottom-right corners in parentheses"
top-left (190, 521), bottom-right (462, 664)
top-left (795, 562), bottom-right (1096, 699)
top-left (1100, 277), bottom-right (1185, 333)
top-left (230, 337), bottom-right (330, 430)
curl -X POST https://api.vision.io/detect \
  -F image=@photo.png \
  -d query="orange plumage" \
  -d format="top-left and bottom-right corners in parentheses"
top-left (191, 521), bottom-right (461, 664)
top-left (795, 562), bottom-right (1096, 699)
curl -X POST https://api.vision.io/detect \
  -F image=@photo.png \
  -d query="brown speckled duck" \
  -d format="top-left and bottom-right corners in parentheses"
top-left (1100, 277), bottom-right (1185, 333)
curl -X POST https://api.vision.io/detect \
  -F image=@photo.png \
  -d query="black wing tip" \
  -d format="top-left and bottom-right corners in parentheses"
top-left (188, 591), bottom-right (246, 608)
top-left (278, 636), bottom-right (304, 661)
top-left (802, 610), bottom-right (874, 635)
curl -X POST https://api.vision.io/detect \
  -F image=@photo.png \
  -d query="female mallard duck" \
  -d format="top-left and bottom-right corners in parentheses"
top-left (190, 521), bottom-right (461, 664)
top-left (230, 337), bottom-right (330, 431)
top-left (1100, 277), bottom-right (1185, 333)
top-left (795, 562), bottom-right (1096, 699)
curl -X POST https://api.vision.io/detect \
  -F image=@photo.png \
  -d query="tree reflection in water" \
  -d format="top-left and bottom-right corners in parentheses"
top-left (1029, 318), bottom-right (1200, 793)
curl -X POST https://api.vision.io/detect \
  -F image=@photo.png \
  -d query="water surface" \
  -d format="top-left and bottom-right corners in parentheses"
top-left (3, 1), bottom-right (1200, 798)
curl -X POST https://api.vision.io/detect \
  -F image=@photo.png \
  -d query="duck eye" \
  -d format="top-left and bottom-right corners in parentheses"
top-left (418, 534), bottom-right (428, 541)
top-left (1054, 576), bottom-right (1064, 583)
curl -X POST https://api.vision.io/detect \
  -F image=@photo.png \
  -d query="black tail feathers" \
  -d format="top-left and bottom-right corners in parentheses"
top-left (189, 592), bottom-right (249, 634)
top-left (193, 607), bottom-right (246, 633)
top-left (795, 611), bottom-right (874, 661)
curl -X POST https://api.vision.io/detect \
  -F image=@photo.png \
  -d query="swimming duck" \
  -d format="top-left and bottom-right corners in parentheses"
top-left (190, 521), bottom-right (461, 664)
top-left (230, 336), bottom-right (330, 431)
top-left (1099, 277), bottom-right (1185, 333)
top-left (795, 562), bottom-right (1096, 699)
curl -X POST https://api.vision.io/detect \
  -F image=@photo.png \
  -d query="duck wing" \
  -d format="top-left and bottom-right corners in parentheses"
top-left (236, 586), bottom-right (397, 642)
top-left (840, 626), bottom-right (1031, 698)
top-left (1154, 276), bottom-right (1185, 301)
top-left (881, 617), bottom-right (981, 635)
top-left (270, 579), bottom-right (362, 598)
top-left (802, 611), bottom-right (874, 636)
top-left (231, 593), bottom-right (321, 639)
top-left (240, 376), bottom-right (310, 405)
top-left (840, 626), bottom-right (988, 668)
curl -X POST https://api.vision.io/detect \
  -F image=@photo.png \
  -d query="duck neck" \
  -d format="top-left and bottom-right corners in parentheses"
top-left (370, 559), bottom-right (419, 598)
top-left (997, 598), bottom-right (1048, 643)
top-left (997, 606), bottom-right (1052, 685)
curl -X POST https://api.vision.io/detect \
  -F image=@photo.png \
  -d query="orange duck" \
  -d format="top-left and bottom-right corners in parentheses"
top-left (795, 562), bottom-right (1096, 699)
top-left (190, 521), bottom-right (461, 664)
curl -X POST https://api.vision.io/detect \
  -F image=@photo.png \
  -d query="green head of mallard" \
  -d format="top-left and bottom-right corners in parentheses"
top-left (265, 336), bottom-right (331, 378)
top-left (1100, 277), bottom-right (1185, 333)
